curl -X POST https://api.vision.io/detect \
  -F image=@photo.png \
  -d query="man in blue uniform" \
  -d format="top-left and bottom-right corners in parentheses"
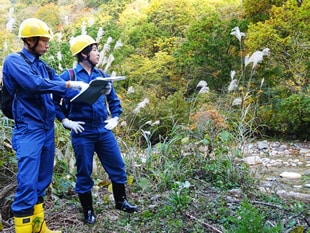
top-left (55, 35), bottom-right (138, 224)
top-left (2, 18), bottom-right (88, 233)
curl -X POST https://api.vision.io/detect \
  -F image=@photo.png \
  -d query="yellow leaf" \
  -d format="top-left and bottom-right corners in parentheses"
top-left (108, 183), bottom-right (113, 192)
top-left (127, 175), bottom-right (134, 186)
top-left (290, 226), bottom-right (304, 233)
top-left (103, 194), bottom-right (111, 203)
top-left (98, 179), bottom-right (111, 187)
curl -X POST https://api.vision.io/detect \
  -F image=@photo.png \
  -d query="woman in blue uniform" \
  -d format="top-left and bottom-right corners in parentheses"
top-left (55, 35), bottom-right (138, 224)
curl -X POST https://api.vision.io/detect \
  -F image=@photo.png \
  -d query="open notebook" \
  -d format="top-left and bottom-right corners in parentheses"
top-left (70, 76), bottom-right (126, 104)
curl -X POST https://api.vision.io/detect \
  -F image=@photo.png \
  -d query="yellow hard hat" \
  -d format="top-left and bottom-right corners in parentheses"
top-left (18, 18), bottom-right (51, 38)
top-left (70, 35), bottom-right (97, 56)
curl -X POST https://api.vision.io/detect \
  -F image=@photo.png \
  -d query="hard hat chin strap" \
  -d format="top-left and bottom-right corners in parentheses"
top-left (22, 37), bottom-right (40, 56)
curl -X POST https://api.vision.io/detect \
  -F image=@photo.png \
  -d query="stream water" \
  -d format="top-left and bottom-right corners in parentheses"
top-left (243, 140), bottom-right (310, 194)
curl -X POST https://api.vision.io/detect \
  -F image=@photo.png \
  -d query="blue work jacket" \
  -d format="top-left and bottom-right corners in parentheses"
top-left (2, 48), bottom-right (67, 129)
top-left (55, 64), bottom-right (122, 127)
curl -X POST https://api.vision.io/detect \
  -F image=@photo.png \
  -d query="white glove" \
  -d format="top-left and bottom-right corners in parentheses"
top-left (68, 81), bottom-right (89, 91)
top-left (104, 117), bottom-right (119, 130)
top-left (62, 118), bottom-right (85, 134)
top-left (100, 82), bottom-right (112, 95)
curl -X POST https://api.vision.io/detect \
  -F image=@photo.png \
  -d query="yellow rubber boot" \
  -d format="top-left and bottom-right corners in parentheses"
top-left (33, 203), bottom-right (61, 233)
top-left (14, 215), bottom-right (33, 233)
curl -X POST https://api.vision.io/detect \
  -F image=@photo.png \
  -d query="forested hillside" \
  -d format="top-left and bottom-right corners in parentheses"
top-left (1, 0), bottom-right (310, 232)
top-left (0, 0), bottom-right (309, 140)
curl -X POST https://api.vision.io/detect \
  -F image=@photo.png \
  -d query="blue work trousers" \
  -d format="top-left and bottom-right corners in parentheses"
top-left (71, 125), bottom-right (127, 194)
top-left (11, 126), bottom-right (55, 215)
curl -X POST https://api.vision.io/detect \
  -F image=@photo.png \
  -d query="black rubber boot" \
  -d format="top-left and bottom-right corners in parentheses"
top-left (78, 191), bottom-right (96, 224)
top-left (112, 183), bottom-right (138, 213)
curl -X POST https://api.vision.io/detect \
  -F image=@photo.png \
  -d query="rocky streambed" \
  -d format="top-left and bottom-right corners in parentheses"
top-left (242, 140), bottom-right (310, 199)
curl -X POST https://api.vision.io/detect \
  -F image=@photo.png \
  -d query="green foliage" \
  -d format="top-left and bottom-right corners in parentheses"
top-left (174, 12), bottom-right (247, 91)
top-left (127, 22), bottom-right (163, 57)
top-left (169, 181), bottom-right (191, 211)
top-left (1, 0), bottom-right (308, 140)
top-left (243, 0), bottom-right (286, 23)
top-left (0, 114), bottom-right (16, 188)
top-left (84, 0), bottom-right (105, 8)
top-left (225, 197), bottom-right (282, 233)
top-left (117, 80), bottom-right (189, 146)
top-left (258, 92), bottom-right (310, 139)
top-left (245, 0), bottom-right (310, 90)
top-left (34, 3), bottom-right (60, 29)
top-left (52, 173), bottom-right (75, 198)
top-left (146, 0), bottom-right (196, 38)
top-left (43, 39), bottom-right (74, 74)
top-left (203, 147), bottom-right (254, 190)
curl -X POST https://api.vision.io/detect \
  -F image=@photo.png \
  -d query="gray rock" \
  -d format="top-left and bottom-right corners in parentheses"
top-left (258, 141), bottom-right (268, 150)
top-left (280, 171), bottom-right (301, 179)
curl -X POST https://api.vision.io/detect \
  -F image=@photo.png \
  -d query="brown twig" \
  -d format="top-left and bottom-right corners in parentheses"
top-left (186, 213), bottom-right (223, 233)
top-left (228, 198), bottom-right (283, 210)
top-left (250, 200), bottom-right (283, 209)
top-left (0, 182), bottom-right (16, 201)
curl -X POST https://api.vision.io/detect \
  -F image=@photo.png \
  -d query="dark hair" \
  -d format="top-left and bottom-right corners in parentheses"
top-left (76, 44), bottom-right (97, 62)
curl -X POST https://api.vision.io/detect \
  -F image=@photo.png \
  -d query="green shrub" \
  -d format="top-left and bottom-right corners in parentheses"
top-left (258, 92), bottom-right (310, 139)
top-left (226, 197), bottom-right (282, 233)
